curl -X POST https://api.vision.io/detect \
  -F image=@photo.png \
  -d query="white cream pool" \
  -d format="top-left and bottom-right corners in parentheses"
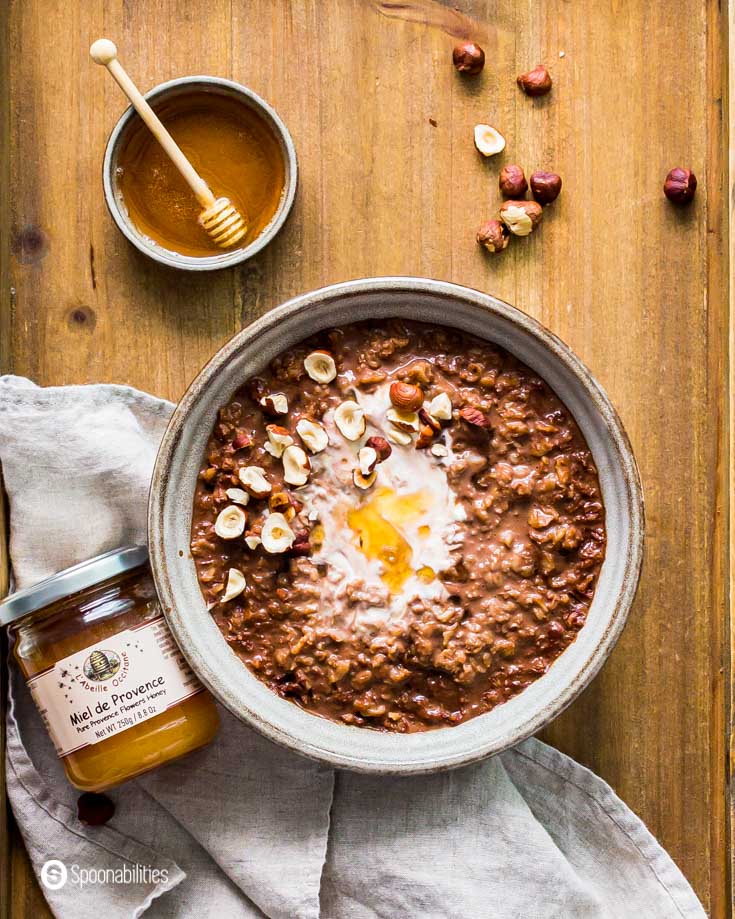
top-left (299, 382), bottom-right (466, 628)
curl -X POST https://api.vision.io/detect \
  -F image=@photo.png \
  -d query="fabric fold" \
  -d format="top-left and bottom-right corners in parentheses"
top-left (138, 710), bottom-right (334, 919)
top-left (6, 661), bottom-right (187, 919)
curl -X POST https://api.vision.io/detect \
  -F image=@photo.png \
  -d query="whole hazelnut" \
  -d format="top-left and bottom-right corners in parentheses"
top-left (452, 42), bottom-right (485, 75)
top-left (499, 200), bottom-right (543, 236)
top-left (517, 64), bottom-right (552, 97)
top-left (663, 168), bottom-right (697, 205)
top-left (389, 381), bottom-right (424, 412)
top-left (477, 220), bottom-right (509, 254)
top-left (290, 530), bottom-right (312, 557)
top-left (499, 165), bottom-right (528, 198)
top-left (530, 171), bottom-right (562, 204)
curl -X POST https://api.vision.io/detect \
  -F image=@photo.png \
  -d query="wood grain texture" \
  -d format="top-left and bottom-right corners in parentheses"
top-left (729, 1), bottom-right (735, 915)
top-left (1, 0), bottom-right (730, 915)
top-left (1, 0), bottom-right (13, 912)
top-left (0, 478), bottom-right (10, 919)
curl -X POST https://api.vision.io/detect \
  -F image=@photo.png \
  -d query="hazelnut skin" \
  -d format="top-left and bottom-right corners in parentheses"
top-left (453, 42), bottom-right (485, 75)
top-left (530, 171), bottom-right (562, 204)
top-left (517, 64), bottom-right (552, 96)
top-left (663, 168), bottom-right (697, 205)
top-left (460, 406), bottom-right (491, 428)
top-left (499, 165), bottom-right (528, 198)
top-left (477, 220), bottom-right (510, 253)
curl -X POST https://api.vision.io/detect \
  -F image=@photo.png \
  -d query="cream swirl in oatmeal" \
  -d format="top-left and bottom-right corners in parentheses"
top-left (298, 381), bottom-right (466, 628)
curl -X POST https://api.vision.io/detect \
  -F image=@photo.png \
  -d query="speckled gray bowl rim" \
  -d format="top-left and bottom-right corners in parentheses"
top-left (102, 76), bottom-right (298, 271)
top-left (148, 277), bottom-right (645, 773)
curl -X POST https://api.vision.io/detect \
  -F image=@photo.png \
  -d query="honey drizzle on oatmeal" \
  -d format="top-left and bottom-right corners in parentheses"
top-left (347, 486), bottom-right (433, 593)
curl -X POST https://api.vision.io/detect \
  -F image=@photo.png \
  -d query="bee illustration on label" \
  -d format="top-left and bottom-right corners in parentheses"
top-left (83, 649), bottom-right (121, 682)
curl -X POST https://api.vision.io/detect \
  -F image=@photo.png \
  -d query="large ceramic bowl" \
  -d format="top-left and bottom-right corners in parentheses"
top-left (148, 278), bottom-right (644, 773)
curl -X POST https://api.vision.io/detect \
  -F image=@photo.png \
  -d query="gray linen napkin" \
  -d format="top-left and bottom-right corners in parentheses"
top-left (0, 374), bottom-right (706, 919)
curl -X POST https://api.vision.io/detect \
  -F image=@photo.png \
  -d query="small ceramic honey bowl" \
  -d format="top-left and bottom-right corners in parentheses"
top-left (102, 76), bottom-right (298, 271)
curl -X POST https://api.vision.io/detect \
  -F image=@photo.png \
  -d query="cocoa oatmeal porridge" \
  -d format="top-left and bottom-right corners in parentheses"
top-left (190, 320), bottom-right (606, 732)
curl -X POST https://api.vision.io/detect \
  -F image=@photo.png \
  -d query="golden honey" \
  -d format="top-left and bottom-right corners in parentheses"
top-left (116, 91), bottom-right (286, 257)
top-left (348, 487), bottom-right (433, 593)
top-left (3, 549), bottom-right (219, 792)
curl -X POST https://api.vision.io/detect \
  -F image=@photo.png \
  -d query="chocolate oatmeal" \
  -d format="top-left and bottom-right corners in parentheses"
top-left (190, 320), bottom-right (606, 732)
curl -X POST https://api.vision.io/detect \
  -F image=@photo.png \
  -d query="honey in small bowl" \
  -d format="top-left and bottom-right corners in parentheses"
top-left (114, 88), bottom-right (287, 259)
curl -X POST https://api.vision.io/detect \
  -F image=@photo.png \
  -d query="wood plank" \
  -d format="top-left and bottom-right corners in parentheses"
top-left (0, 485), bottom-right (10, 919)
top-left (1, 0), bottom-right (13, 910)
top-left (729, 0), bottom-right (735, 913)
top-left (705, 0), bottom-right (732, 912)
top-left (0, 480), bottom-right (11, 919)
top-left (1, 0), bottom-right (730, 913)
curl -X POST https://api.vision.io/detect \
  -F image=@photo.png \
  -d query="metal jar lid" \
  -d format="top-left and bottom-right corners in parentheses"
top-left (0, 546), bottom-right (149, 627)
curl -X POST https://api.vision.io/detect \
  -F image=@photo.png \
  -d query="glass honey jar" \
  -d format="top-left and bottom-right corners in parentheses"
top-left (1, 546), bottom-right (220, 792)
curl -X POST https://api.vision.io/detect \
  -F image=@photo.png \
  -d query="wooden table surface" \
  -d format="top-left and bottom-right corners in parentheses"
top-left (1, 1), bottom-right (732, 916)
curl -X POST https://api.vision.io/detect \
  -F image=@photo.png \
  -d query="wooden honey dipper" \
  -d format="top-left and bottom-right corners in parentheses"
top-left (90, 39), bottom-right (247, 249)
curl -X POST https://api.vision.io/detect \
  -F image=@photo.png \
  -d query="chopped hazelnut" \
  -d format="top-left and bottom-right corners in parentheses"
top-left (214, 505), bottom-right (247, 539)
top-left (296, 418), bottom-right (329, 453)
top-left (418, 408), bottom-right (441, 433)
top-left (282, 445), bottom-right (310, 487)
top-left (238, 466), bottom-right (272, 498)
top-left (386, 427), bottom-right (412, 446)
top-left (416, 424), bottom-right (436, 449)
top-left (386, 407), bottom-right (420, 433)
top-left (269, 491), bottom-right (292, 513)
top-left (353, 468), bottom-right (377, 490)
top-left (365, 435), bottom-right (392, 462)
top-left (225, 487), bottom-right (250, 506)
top-left (358, 446), bottom-right (379, 475)
top-left (474, 124), bottom-right (506, 157)
top-left (334, 400), bottom-right (366, 441)
top-left (459, 406), bottom-right (492, 428)
top-left (265, 424), bottom-right (294, 458)
top-left (499, 200), bottom-right (543, 236)
top-left (304, 350), bottom-right (337, 383)
top-left (232, 431), bottom-right (253, 451)
top-left (221, 568), bottom-right (246, 603)
top-left (290, 530), bottom-right (312, 557)
top-left (477, 219), bottom-right (510, 253)
top-left (261, 513), bottom-right (296, 553)
top-left (259, 392), bottom-right (289, 416)
top-left (428, 392), bottom-right (453, 421)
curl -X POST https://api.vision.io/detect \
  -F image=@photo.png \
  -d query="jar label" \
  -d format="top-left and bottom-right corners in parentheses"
top-left (26, 616), bottom-right (205, 758)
